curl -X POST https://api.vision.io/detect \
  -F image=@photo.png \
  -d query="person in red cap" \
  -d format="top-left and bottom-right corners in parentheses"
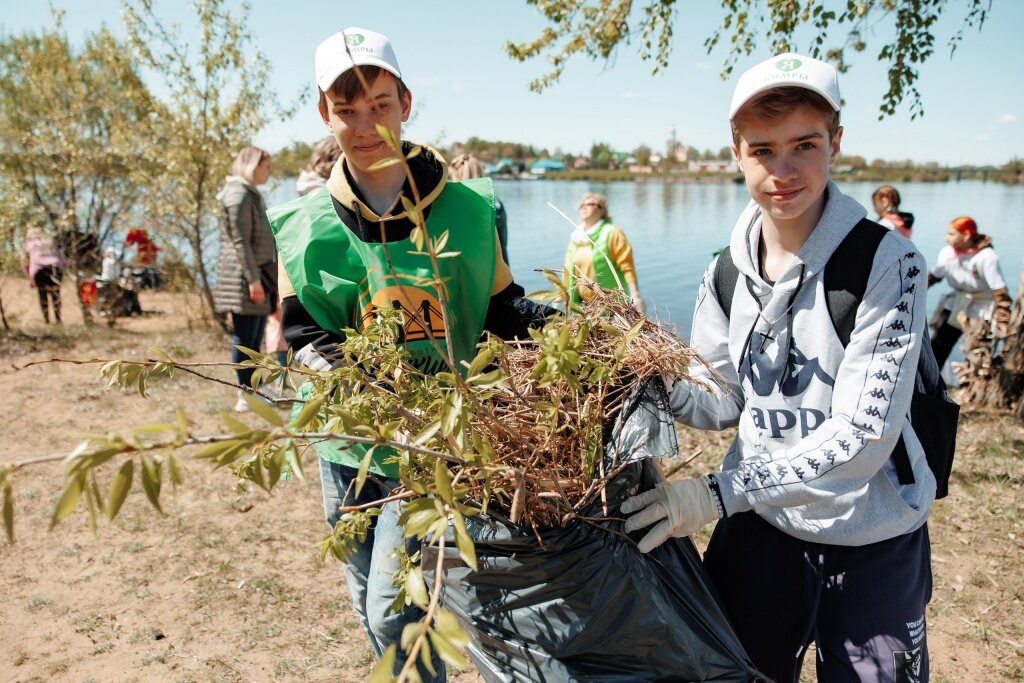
top-left (927, 215), bottom-right (1011, 368)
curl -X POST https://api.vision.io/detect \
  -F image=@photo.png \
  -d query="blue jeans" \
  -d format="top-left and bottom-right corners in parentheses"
top-left (230, 313), bottom-right (266, 386)
top-left (319, 459), bottom-right (446, 682)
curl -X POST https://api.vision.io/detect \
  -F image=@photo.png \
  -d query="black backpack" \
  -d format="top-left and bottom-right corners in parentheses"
top-left (713, 219), bottom-right (958, 498)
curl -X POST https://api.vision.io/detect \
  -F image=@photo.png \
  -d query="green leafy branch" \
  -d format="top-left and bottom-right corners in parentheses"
top-left (508, 0), bottom-right (991, 119)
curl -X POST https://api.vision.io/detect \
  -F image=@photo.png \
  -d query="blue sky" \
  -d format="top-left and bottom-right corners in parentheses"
top-left (2, 1), bottom-right (1022, 166)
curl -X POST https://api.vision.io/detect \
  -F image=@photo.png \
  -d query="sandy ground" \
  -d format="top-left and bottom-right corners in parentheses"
top-left (1, 276), bottom-right (1022, 682)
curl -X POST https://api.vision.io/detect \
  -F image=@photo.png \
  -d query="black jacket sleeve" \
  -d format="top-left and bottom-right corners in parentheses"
top-left (281, 295), bottom-right (345, 369)
top-left (483, 282), bottom-right (557, 340)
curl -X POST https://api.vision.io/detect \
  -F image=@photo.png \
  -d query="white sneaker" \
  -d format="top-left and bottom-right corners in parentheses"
top-left (235, 389), bottom-right (282, 412)
top-left (234, 391), bottom-right (251, 413)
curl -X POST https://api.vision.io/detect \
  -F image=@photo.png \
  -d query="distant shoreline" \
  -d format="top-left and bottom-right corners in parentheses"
top-left (522, 169), bottom-right (1024, 185)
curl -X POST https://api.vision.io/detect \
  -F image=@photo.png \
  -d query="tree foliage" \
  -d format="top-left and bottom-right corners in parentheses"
top-left (589, 141), bottom-right (615, 169)
top-left (272, 139), bottom-right (316, 179)
top-left (632, 144), bottom-right (652, 166)
top-left (121, 0), bottom-right (288, 327)
top-left (449, 136), bottom-right (542, 163)
top-left (507, 0), bottom-right (991, 119)
top-left (0, 16), bottom-right (155, 323)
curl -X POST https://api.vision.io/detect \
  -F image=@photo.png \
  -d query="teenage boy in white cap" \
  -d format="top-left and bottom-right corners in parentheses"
top-left (622, 53), bottom-right (934, 681)
top-left (268, 27), bottom-right (553, 681)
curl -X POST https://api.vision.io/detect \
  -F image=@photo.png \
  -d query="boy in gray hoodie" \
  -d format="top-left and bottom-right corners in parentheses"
top-left (623, 54), bottom-right (933, 682)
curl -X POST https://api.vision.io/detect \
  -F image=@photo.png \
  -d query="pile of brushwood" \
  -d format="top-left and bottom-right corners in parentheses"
top-left (303, 282), bottom-right (718, 541)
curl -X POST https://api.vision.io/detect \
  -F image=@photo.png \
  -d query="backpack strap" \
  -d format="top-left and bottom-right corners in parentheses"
top-left (713, 246), bottom-right (739, 319)
top-left (713, 218), bottom-right (887, 339)
top-left (824, 219), bottom-right (888, 347)
top-left (823, 220), bottom-right (923, 484)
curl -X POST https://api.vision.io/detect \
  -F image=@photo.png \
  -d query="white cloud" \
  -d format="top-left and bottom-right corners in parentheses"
top-left (622, 90), bottom-right (641, 99)
top-left (997, 114), bottom-right (1020, 125)
top-left (450, 82), bottom-right (470, 93)
top-left (974, 133), bottom-right (993, 142)
top-left (412, 76), bottom-right (441, 88)
top-left (694, 61), bottom-right (711, 70)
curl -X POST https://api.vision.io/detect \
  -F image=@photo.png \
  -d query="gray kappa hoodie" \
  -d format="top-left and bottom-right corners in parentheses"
top-left (670, 181), bottom-right (933, 546)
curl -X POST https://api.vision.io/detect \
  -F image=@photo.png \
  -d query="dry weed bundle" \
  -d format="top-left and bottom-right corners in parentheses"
top-left (450, 287), bottom-right (718, 530)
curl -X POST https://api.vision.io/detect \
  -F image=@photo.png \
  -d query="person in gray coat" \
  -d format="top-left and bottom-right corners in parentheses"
top-left (214, 145), bottom-right (276, 412)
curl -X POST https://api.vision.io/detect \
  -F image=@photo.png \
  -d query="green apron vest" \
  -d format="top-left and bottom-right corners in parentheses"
top-left (565, 220), bottom-right (627, 304)
top-left (269, 178), bottom-right (497, 476)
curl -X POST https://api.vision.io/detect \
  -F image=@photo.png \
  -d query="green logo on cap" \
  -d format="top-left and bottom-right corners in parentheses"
top-left (345, 34), bottom-right (364, 46)
top-left (775, 58), bottom-right (802, 72)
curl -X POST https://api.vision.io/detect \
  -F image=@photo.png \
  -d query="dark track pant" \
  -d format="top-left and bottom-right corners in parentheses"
top-left (931, 322), bottom-right (962, 370)
top-left (33, 266), bottom-right (62, 323)
top-left (230, 313), bottom-right (266, 387)
top-left (703, 512), bottom-right (932, 683)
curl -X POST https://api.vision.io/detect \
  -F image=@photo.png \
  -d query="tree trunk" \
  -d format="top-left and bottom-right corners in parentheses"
top-left (0, 283), bottom-right (9, 332)
top-left (70, 268), bottom-right (95, 327)
top-left (62, 232), bottom-right (95, 327)
top-left (954, 257), bottom-right (1024, 412)
top-left (190, 229), bottom-right (229, 334)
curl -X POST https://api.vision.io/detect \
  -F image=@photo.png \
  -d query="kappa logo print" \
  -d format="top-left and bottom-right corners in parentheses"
top-left (779, 344), bottom-right (835, 396)
top-left (775, 58), bottom-right (802, 72)
top-left (744, 334), bottom-right (836, 398)
top-left (893, 647), bottom-right (923, 683)
top-left (345, 34), bottom-right (365, 46)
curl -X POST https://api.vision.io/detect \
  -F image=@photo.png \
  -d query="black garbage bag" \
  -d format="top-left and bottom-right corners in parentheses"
top-left (424, 378), bottom-right (765, 682)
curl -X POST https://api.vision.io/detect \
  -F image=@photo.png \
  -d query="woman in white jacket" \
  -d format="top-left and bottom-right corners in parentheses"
top-left (927, 215), bottom-right (1011, 369)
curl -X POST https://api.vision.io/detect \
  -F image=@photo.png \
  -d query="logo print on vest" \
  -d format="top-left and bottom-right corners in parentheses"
top-left (360, 286), bottom-right (447, 344)
top-left (775, 58), bottom-right (802, 72)
top-left (345, 34), bottom-right (365, 46)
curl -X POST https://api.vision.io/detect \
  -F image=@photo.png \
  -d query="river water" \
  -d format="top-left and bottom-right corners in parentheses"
top-left (267, 178), bottom-right (1024, 338)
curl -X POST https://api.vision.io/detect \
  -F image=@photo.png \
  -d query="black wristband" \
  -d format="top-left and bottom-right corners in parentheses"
top-left (704, 474), bottom-right (727, 518)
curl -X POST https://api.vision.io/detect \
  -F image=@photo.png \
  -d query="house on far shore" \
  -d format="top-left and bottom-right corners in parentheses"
top-left (687, 159), bottom-right (739, 174)
top-left (529, 158), bottom-right (566, 176)
top-left (486, 158), bottom-right (520, 176)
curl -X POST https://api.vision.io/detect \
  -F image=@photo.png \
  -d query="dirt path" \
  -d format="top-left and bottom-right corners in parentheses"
top-left (1, 277), bottom-right (1021, 682)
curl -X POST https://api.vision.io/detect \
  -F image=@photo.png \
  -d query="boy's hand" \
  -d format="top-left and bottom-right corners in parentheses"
top-left (621, 478), bottom-right (720, 553)
top-left (248, 281), bottom-right (266, 305)
top-left (629, 284), bottom-right (646, 316)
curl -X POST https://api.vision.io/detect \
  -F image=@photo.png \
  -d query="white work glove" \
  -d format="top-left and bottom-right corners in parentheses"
top-left (621, 477), bottom-right (721, 553)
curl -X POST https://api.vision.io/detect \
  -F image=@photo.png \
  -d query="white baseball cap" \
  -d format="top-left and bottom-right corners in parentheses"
top-left (315, 27), bottom-right (402, 92)
top-left (729, 53), bottom-right (840, 120)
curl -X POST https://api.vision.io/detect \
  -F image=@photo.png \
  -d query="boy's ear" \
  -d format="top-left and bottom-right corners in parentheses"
top-left (400, 89), bottom-right (412, 123)
top-left (731, 144), bottom-right (741, 170)
top-left (828, 127), bottom-right (843, 165)
top-left (318, 96), bottom-right (331, 126)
